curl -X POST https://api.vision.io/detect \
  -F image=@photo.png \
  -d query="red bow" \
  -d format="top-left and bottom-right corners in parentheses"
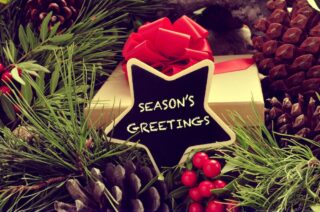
top-left (122, 16), bottom-right (212, 76)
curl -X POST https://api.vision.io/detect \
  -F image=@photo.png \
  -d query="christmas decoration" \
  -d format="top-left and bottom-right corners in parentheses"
top-left (265, 94), bottom-right (320, 149)
top-left (253, 0), bottom-right (320, 99)
top-left (202, 159), bottom-right (221, 178)
top-left (54, 161), bottom-right (169, 211)
top-left (86, 54), bottom-right (263, 130)
top-left (105, 59), bottom-right (235, 169)
top-left (206, 200), bottom-right (224, 212)
top-left (168, 151), bottom-right (241, 212)
top-left (3, 0), bottom-right (320, 211)
top-left (221, 123), bottom-right (320, 211)
top-left (181, 170), bottom-right (198, 187)
top-left (192, 152), bottom-right (209, 169)
top-left (26, 0), bottom-right (83, 31)
top-left (0, 1), bottom-right (171, 210)
top-left (122, 15), bottom-right (213, 76)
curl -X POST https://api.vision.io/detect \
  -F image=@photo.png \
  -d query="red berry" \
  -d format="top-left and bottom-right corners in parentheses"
top-left (198, 180), bottom-right (214, 197)
top-left (0, 64), bottom-right (4, 73)
top-left (206, 200), bottom-right (224, 212)
top-left (181, 170), bottom-right (197, 187)
top-left (189, 202), bottom-right (204, 212)
top-left (1, 71), bottom-right (13, 83)
top-left (226, 201), bottom-right (240, 212)
top-left (0, 86), bottom-right (11, 95)
top-left (203, 160), bottom-right (221, 178)
top-left (192, 152), bottom-right (209, 168)
top-left (213, 180), bottom-right (227, 189)
top-left (189, 187), bottom-right (202, 202)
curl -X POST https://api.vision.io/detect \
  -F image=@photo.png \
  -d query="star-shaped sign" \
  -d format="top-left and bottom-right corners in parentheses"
top-left (105, 59), bottom-right (235, 170)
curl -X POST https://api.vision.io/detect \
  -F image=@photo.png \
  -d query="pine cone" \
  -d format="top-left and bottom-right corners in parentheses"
top-left (54, 161), bottom-right (170, 212)
top-left (25, 0), bottom-right (83, 31)
top-left (265, 94), bottom-right (320, 154)
top-left (253, 0), bottom-right (320, 99)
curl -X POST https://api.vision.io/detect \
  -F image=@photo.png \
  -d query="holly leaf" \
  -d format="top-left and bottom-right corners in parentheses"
top-left (19, 25), bottom-right (29, 53)
top-left (0, 96), bottom-right (16, 121)
top-left (221, 162), bottom-right (237, 174)
top-left (40, 12), bottom-right (52, 41)
top-left (311, 204), bottom-right (320, 212)
top-left (0, 0), bottom-right (10, 4)
top-left (49, 22), bottom-right (60, 38)
top-left (11, 67), bottom-right (25, 85)
top-left (211, 178), bottom-right (237, 197)
top-left (21, 82), bottom-right (33, 105)
top-left (49, 33), bottom-right (73, 43)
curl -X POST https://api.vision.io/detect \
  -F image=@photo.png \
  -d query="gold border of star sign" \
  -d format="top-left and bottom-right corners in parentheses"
top-left (105, 58), bottom-right (236, 173)
top-left (307, 0), bottom-right (320, 11)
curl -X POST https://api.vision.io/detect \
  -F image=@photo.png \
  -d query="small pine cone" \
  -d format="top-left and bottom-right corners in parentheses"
top-left (265, 94), bottom-right (320, 157)
top-left (12, 126), bottom-right (37, 142)
top-left (54, 161), bottom-right (169, 212)
top-left (25, 0), bottom-right (83, 31)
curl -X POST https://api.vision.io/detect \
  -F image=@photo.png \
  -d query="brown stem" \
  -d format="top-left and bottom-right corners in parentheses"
top-left (0, 175), bottom-right (69, 193)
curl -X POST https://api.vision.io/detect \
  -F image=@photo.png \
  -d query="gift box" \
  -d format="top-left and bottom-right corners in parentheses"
top-left (85, 54), bottom-right (264, 129)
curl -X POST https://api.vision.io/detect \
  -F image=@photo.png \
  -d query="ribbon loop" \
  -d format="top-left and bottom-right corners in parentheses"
top-left (122, 15), bottom-right (212, 76)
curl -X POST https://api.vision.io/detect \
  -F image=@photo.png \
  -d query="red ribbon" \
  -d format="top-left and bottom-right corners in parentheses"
top-left (122, 16), bottom-right (254, 76)
top-left (122, 16), bottom-right (212, 76)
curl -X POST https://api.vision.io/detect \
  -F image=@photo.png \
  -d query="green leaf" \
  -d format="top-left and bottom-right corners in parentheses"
top-left (49, 22), bottom-right (60, 37)
top-left (211, 187), bottom-right (229, 196)
top-left (211, 178), bottom-right (236, 197)
top-left (26, 25), bottom-right (37, 49)
top-left (49, 33), bottom-right (73, 43)
top-left (9, 40), bottom-right (17, 63)
top-left (33, 45), bottom-right (59, 52)
top-left (50, 65), bottom-right (60, 94)
top-left (0, 0), bottom-right (11, 4)
top-left (19, 25), bottom-right (29, 53)
top-left (0, 96), bottom-right (16, 121)
top-left (36, 72), bottom-right (45, 97)
top-left (21, 82), bottom-right (33, 105)
top-left (3, 41), bottom-right (17, 63)
top-left (311, 204), bottom-right (320, 212)
top-left (11, 67), bottom-right (25, 85)
top-left (18, 62), bottom-right (50, 73)
top-left (221, 162), bottom-right (237, 174)
top-left (25, 70), bottom-right (40, 77)
top-left (40, 12), bottom-right (52, 41)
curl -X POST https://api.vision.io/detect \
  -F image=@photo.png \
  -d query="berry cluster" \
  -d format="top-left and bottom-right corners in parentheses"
top-left (181, 152), bottom-right (239, 212)
top-left (0, 63), bottom-right (21, 96)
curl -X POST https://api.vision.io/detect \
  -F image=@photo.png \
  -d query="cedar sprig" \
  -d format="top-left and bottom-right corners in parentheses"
top-left (0, 48), bottom-right (135, 211)
top-left (220, 118), bottom-right (320, 211)
top-left (0, 0), bottom-right (166, 127)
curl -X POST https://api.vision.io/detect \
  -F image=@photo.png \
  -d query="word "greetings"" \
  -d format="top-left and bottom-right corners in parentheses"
top-left (138, 94), bottom-right (194, 112)
top-left (126, 94), bottom-right (211, 135)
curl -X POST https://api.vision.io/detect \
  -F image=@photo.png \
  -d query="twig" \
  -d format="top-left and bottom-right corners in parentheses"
top-left (0, 175), bottom-right (70, 193)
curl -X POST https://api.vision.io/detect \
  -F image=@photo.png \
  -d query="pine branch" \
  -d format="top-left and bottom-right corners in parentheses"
top-left (0, 49), bottom-right (135, 211)
top-left (220, 117), bottom-right (320, 211)
top-left (0, 175), bottom-right (69, 193)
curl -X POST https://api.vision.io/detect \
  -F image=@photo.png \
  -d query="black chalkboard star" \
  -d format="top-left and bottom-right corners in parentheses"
top-left (105, 59), bottom-right (235, 171)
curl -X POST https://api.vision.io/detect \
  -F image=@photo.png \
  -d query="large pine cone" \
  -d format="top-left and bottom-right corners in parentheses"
top-left (253, 0), bottom-right (320, 99)
top-left (265, 93), bottom-right (320, 153)
top-left (26, 0), bottom-right (83, 31)
top-left (54, 161), bottom-right (170, 212)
